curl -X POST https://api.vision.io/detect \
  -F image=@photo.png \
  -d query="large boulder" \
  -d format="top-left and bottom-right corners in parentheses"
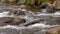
top-left (46, 26), bottom-right (60, 34)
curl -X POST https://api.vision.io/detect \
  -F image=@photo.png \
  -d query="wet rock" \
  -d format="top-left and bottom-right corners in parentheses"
top-left (46, 17), bottom-right (60, 25)
top-left (46, 5), bottom-right (56, 13)
top-left (12, 18), bottom-right (26, 25)
top-left (0, 17), bottom-right (26, 26)
top-left (41, 2), bottom-right (56, 13)
top-left (46, 26), bottom-right (60, 34)
top-left (0, 17), bottom-right (13, 22)
top-left (0, 17), bottom-right (13, 26)
top-left (18, 11), bottom-right (25, 15)
top-left (8, 10), bottom-right (25, 16)
top-left (24, 19), bottom-right (45, 26)
top-left (0, 22), bottom-right (7, 26)
top-left (40, 2), bottom-right (49, 9)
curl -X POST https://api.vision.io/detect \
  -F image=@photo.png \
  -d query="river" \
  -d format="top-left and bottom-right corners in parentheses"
top-left (0, 3), bottom-right (59, 34)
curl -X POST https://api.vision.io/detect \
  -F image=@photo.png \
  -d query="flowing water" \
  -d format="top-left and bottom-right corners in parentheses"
top-left (0, 3), bottom-right (60, 34)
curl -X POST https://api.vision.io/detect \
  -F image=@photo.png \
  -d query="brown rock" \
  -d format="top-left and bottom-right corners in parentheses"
top-left (46, 26), bottom-right (60, 34)
top-left (52, 0), bottom-right (60, 9)
top-left (12, 18), bottom-right (26, 25)
top-left (20, 5), bottom-right (27, 8)
top-left (0, 22), bottom-right (7, 26)
top-left (17, 10), bottom-right (25, 15)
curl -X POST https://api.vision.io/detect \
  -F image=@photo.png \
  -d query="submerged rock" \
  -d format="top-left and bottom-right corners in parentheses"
top-left (46, 26), bottom-right (60, 34)
top-left (0, 28), bottom-right (20, 34)
top-left (46, 17), bottom-right (60, 25)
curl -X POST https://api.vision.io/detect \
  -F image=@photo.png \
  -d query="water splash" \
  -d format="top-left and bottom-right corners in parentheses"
top-left (0, 11), bottom-right (9, 17)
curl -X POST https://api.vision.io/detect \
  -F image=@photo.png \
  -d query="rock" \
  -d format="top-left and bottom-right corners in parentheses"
top-left (46, 17), bottom-right (60, 25)
top-left (0, 17), bottom-right (26, 26)
top-left (24, 19), bottom-right (45, 26)
top-left (0, 17), bottom-right (13, 26)
top-left (46, 5), bottom-right (56, 13)
top-left (40, 2), bottom-right (49, 9)
top-left (52, 0), bottom-right (60, 9)
top-left (41, 2), bottom-right (56, 13)
top-left (12, 18), bottom-right (26, 25)
top-left (18, 11), bottom-right (25, 15)
top-left (8, 10), bottom-right (25, 16)
top-left (8, 11), bottom-right (13, 15)
top-left (46, 26), bottom-right (60, 34)
top-left (0, 22), bottom-right (7, 26)
top-left (20, 5), bottom-right (26, 8)
top-left (0, 17), bottom-right (13, 22)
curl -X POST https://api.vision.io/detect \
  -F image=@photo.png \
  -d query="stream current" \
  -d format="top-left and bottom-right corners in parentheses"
top-left (0, 4), bottom-right (59, 34)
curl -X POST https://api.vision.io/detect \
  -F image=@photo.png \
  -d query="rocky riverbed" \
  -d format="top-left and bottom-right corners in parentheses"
top-left (0, 3), bottom-right (60, 34)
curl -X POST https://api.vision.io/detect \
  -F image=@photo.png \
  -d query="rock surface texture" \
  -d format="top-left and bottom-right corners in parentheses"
top-left (46, 26), bottom-right (60, 34)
